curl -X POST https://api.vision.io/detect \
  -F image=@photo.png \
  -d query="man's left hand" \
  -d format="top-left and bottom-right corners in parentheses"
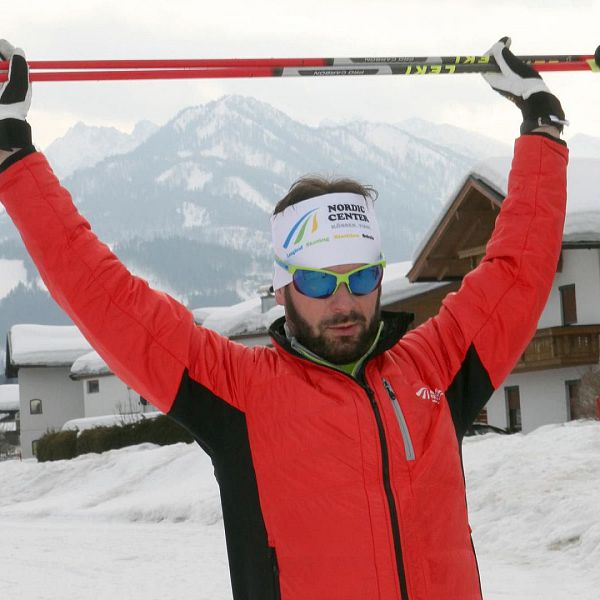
top-left (483, 37), bottom-right (568, 135)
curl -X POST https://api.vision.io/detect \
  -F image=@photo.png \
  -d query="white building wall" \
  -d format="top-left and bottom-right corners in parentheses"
top-left (488, 248), bottom-right (600, 435)
top-left (83, 375), bottom-right (144, 417)
top-left (538, 248), bottom-right (600, 327)
top-left (487, 366), bottom-right (585, 434)
top-left (19, 366), bottom-right (85, 459)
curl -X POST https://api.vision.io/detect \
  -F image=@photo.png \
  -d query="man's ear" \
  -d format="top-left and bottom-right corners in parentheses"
top-left (275, 287), bottom-right (285, 306)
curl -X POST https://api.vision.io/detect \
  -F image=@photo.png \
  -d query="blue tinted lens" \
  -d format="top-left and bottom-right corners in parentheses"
top-left (292, 264), bottom-right (383, 298)
top-left (348, 265), bottom-right (384, 295)
top-left (293, 270), bottom-right (338, 298)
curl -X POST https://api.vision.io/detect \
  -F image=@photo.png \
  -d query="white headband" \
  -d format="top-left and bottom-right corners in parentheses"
top-left (271, 192), bottom-right (382, 290)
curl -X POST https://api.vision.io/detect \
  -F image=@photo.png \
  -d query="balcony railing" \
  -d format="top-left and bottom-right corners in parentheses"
top-left (513, 324), bottom-right (600, 373)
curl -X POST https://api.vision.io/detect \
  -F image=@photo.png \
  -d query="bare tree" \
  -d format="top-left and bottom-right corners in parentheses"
top-left (575, 363), bottom-right (600, 419)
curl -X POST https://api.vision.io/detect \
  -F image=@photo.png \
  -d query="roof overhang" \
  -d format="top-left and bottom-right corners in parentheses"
top-left (408, 175), bottom-right (504, 282)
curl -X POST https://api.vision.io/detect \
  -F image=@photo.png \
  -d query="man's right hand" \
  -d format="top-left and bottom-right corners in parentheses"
top-left (0, 39), bottom-right (32, 152)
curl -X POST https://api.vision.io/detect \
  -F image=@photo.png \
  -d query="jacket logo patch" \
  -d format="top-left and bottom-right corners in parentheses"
top-left (416, 386), bottom-right (443, 404)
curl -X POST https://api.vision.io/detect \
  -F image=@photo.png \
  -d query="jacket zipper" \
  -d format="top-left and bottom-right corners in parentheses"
top-left (362, 382), bottom-right (410, 600)
top-left (280, 341), bottom-right (411, 599)
top-left (382, 379), bottom-right (415, 461)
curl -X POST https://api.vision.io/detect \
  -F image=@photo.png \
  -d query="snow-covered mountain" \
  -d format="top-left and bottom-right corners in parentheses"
top-left (48, 95), bottom-right (482, 257)
top-left (398, 117), bottom-right (512, 160)
top-left (568, 133), bottom-right (600, 159)
top-left (44, 119), bottom-right (159, 179)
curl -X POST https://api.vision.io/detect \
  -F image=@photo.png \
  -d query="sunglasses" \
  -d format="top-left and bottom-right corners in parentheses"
top-left (276, 257), bottom-right (386, 299)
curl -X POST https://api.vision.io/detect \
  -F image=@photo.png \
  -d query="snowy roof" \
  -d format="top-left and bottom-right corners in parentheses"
top-left (411, 152), bottom-right (600, 261)
top-left (0, 384), bottom-right (19, 412)
top-left (562, 158), bottom-right (600, 244)
top-left (193, 299), bottom-right (284, 338)
top-left (8, 324), bottom-right (92, 368)
top-left (381, 261), bottom-right (449, 305)
top-left (70, 351), bottom-right (114, 380)
top-left (410, 169), bottom-right (506, 264)
top-left (479, 154), bottom-right (600, 245)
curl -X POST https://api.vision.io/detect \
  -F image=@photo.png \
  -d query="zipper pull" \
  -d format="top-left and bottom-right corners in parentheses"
top-left (382, 378), bottom-right (396, 400)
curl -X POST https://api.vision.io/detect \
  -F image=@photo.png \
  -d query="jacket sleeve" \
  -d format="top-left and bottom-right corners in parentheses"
top-left (0, 152), bottom-right (257, 414)
top-left (394, 134), bottom-right (568, 434)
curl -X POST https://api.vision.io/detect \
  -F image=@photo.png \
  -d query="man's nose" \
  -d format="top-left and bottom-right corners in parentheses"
top-left (328, 282), bottom-right (356, 311)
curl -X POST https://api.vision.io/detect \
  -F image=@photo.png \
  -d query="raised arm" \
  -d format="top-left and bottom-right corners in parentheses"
top-left (0, 40), bottom-right (256, 417)
top-left (394, 38), bottom-right (569, 438)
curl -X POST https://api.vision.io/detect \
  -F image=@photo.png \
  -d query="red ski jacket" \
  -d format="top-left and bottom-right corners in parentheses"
top-left (0, 134), bottom-right (567, 600)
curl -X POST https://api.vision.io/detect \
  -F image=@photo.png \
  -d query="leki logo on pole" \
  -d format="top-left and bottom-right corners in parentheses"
top-left (283, 208), bottom-right (319, 249)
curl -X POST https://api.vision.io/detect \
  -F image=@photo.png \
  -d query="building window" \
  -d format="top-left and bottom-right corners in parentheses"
top-left (32, 439), bottom-right (39, 457)
top-left (30, 399), bottom-right (43, 415)
top-left (559, 284), bottom-right (577, 326)
top-left (87, 379), bottom-right (100, 394)
top-left (566, 379), bottom-right (582, 420)
top-left (505, 386), bottom-right (522, 432)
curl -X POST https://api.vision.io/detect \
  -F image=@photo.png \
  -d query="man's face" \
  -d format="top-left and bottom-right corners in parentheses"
top-left (275, 263), bottom-right (382, 364)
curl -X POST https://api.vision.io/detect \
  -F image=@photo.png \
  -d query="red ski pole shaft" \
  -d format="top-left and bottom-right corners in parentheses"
top-left (16, 62), bottom-right (598, 82)
top-left (0, 54), bottom-right (598, 82)
top-left (0, 52), bottom-right (597, 71)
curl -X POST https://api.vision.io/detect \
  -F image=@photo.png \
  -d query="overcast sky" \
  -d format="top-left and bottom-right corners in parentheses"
top-left (4, 0), bottom-right (600, 148)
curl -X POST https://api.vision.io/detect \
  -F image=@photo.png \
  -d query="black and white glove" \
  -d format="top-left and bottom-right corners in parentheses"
top-left (483, 37), bottom-right (568, 135)
top-left (0, 39), bottom-right (32, 150)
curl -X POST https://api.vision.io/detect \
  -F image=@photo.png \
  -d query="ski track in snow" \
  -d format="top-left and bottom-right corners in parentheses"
top-left (0, 421), bottom-right (598, 599)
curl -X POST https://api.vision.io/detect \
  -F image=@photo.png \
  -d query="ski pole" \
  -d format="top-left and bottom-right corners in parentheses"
top-left (1, 51), bottom-right (598, 82)
top-left (1, 53), bottom-right (597, 70)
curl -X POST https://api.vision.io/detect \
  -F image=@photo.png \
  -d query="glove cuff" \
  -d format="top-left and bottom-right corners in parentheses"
top-left (0, 144), bottom-right (36, 174)
top-left (520, 92), bottom-right (568, 135)
top-left (0, 118), bottom-right (32, 150)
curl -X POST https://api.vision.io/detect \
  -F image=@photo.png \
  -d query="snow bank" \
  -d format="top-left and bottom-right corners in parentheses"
top-left (464, 420), bottom-right (600, 587)
top-left (0, 420), bottom-right (598, 597)
top-left (0, 442), bottom-right (221, 525)
top-left (62, 411), bottom-right (160, 433)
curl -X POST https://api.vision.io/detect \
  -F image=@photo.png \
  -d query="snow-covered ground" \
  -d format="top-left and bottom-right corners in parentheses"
top-left (0, 420), bottom-right (598, 599)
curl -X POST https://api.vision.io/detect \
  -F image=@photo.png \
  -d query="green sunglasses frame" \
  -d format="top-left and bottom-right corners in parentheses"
top-left (275, 257), bottom-right (386, 297)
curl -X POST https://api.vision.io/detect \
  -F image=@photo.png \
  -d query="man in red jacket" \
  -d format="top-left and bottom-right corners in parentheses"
top-left (0, 38), bottom-right (567, 599)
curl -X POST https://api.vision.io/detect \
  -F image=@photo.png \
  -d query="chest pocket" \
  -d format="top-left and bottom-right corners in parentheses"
top-left (381, 376), bottom-right (443, 461)
top-left (382, 378), bottom-right (415, 461)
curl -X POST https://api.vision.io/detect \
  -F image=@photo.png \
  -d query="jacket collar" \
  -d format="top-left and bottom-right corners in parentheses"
top-left (268, 310), bottom-right (414, 366)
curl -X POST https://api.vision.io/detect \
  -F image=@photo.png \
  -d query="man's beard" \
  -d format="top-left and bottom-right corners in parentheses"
top-left (284, 287), bottom-right (382, 364)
